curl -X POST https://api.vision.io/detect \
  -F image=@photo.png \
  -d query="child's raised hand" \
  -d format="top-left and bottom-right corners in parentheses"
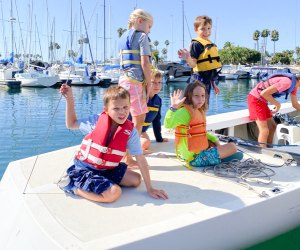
top-left (178, 49), bottom-right (189, 60)
top-left (170, 89), bottom-right (186, 109)
top-left (59, 84), bottom-right (73, 99)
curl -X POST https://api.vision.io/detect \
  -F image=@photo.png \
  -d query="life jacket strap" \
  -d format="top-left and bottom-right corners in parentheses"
top-left (78, 152), bottom-right (119, 167)
top-left (81, 139), bottom-right (126, 156)
top-left (177, 123), bottom-right (206, 129)
top-left (197, 55), bottom-right (220, 64)
top-left (175, 131), bottom-right (206, 138)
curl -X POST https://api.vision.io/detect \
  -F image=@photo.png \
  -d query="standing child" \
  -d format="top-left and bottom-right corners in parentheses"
top-left (164, 81), bottom-right (237, 168)
top-left (178, 15), bottom-right (221, 102)
top-left (119, 9), bottom-right (153, 135)
top-left (59, 84), bottom-right (168, 203)
top-left (247, 73), bottom-right (300, 147)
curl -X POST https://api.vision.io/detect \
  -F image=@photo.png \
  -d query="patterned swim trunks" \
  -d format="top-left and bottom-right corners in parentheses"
top-left (189, 147), bottom-right (221, 168)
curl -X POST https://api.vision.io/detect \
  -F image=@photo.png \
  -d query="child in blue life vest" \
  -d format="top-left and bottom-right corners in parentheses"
top-left (129, 70), bottom-right (168, 154)
top-left (178, 15), bottom-right (221, 103)
top-left (247, 74), bottom-right (300, 147)
top-left (119, 9), bottom-right (153, 135)
top-left (58, 84), bottom-right (168, 203)
top-left (164, 81), bottom-right (237, 168)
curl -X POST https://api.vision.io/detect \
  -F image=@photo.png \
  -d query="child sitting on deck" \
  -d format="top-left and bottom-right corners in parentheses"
top-left (129, 70), bottom-right (168, 153)
top-left (59, 84), bottom-right (168, 203)
top-left (164, 81), bottom-right (237, 168)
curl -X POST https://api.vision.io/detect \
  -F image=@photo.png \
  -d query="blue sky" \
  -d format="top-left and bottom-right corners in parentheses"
top-left (1, 0), bottom-right (299, 62)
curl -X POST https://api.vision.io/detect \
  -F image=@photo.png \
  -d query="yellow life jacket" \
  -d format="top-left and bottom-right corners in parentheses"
top-left (175, 105), bottom-right (208, 153)
top-left (192, 37), bottom-right (222, 73)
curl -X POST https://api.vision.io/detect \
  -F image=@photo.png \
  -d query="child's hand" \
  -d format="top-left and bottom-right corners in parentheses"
top-left (59, 84), bottom-right (73, 99)
top-left (178, 49), bottom-right (190, 60)
top-left (148, 187), bottom-right (168, 200)
top-left (170, 89), bottom-right (186, 109)
top-left (271, 103), bottom-right (281, 113)
top-left (213, 85), bottom-right (220, 95)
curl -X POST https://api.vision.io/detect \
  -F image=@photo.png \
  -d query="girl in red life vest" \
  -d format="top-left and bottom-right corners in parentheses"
top-left (59, 84), bottom-right (168, 203)
top-left (164, 81), bottom-right (237, 168)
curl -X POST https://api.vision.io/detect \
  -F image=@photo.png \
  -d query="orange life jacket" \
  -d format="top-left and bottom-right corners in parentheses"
top-left (75, 112), bottom-right (134, 169)
top-left (175, 105), bottom-right (208, 153)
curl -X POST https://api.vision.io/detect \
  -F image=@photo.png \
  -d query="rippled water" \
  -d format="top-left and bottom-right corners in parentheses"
top-left (1, 78), bottom-right (300, 248)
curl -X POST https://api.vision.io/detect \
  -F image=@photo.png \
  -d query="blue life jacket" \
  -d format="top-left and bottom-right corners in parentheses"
top-left (119, 29), bottom-right (152, 70)
top-left (259, 73), bottom-right (297, 99)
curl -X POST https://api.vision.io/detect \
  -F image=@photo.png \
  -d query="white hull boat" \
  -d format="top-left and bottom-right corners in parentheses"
top-left (1, 103), bottom-right (300, 249)
top-left (15, 72), bottom-right (59, 87)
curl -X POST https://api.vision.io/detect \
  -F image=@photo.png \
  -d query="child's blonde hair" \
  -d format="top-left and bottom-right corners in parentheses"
top-left (183, 81), bottom-right (208, 112)
top-left (151, 69), bottom-right (162, 80)
top-left (128, 9), bottom-right (153, 29)
top-left (104, 85), bottom-right (130, 107)
top-left (194, 15), bottom-right (212, 30)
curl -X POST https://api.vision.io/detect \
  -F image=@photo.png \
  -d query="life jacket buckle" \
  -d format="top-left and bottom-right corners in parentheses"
top-left (95, 158), bottom-right (103, 165)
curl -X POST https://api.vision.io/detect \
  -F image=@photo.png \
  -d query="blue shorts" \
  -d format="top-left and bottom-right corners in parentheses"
top-left (63, 159), bottom-right (127, 195)
top-left (189, 147), bottom-right (221, 168)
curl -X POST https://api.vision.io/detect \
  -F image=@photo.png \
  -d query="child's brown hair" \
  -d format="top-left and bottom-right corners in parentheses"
top-left (183, 81), bottom-right (208, 112)
top-left (194, 15), bottom-right (212, 30)
top-left (103, 85), bottom-right (130, 107)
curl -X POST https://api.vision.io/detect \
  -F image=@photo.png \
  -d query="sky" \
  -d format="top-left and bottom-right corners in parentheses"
top-left (1, 0), bottom-right (300, 63)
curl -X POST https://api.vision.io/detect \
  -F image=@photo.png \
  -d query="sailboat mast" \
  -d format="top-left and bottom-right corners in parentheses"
top-left (103, 0), bottom-right (106, 64)
top-left (10, 0), bottom-right (15, 61)
top-left (70, 0), bottom-right (73, 53)
top-left (182, 0), bottom-right (184, 48)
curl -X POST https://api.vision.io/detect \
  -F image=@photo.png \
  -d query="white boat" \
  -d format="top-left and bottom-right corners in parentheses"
top-left (1, 103), bottom-right (300, 249)
top-left (218, 72), bottom-right (239, 80)
top-left (58, 65), bottom-right (100, 86)
top-left (15, 71), bottom-right (59, 87)
top-left (0, 66), bottom-right (22, 88)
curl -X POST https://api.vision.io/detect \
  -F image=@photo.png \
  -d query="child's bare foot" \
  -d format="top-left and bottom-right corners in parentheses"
top-left (143, 149), bottom-right (153, 155)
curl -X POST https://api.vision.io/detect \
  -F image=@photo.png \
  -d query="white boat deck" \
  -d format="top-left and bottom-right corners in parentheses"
top-left (1, 103), bottom-right (300, 249)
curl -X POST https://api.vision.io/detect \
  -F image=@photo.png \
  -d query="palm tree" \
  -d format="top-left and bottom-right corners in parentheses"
top-left (153, 40), bottom-right (159, 50)
top-left (164, 40), bottom-right (169, 61)
top-left (117, 28), bottom-right (127, 38)
top-left (252, 30), bottom-right (260, 51)
top-left (261, 29), bottom-right (270, 54)
top-left (271, 30), bottom-right (279, 55)
top-left (161, 48), bottom-right (167, 61)
top-left (295, 47), bottom-right (300, 62)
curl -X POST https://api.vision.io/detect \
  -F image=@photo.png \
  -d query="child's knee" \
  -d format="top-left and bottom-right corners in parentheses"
top-left (132, 172), bottom-right (142, 187)
top-left (103, 185), bottom-right (122, 203)
top-left (230, 142), bottom-right (237, 153)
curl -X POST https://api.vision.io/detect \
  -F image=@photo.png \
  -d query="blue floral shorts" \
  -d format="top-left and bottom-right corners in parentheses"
top-left (190, 147), bottom-right (221, 168)
top-left (62, 159), bottom-right (127, 195)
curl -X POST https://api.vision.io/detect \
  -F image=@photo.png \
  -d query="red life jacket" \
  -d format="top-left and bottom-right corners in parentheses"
top-left (75, 112), bottom-right (134, 169)
top-left (175, 105), bottom-right (208, 153)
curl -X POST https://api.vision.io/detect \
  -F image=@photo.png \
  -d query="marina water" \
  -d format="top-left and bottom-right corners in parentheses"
top-left (1, 78), bottom-right (299, 248)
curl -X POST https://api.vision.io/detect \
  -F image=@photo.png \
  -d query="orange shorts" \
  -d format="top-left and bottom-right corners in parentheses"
top-left (119, 76), bottom-right (148, 116)
top-left (247, 94), bottom-right (272, 121)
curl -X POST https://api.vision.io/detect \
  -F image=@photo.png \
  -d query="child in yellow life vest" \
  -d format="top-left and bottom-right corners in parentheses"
top-left (164, 81), bottom-right (237, 168)
top-left (178, 15), bottom-right (221, 104)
